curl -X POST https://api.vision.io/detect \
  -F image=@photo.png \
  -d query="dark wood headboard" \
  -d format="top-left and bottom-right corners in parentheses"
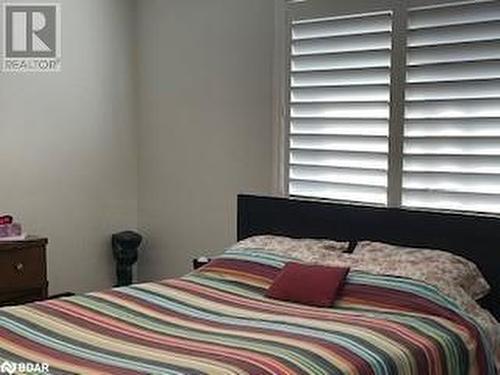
top-left (237, 194), bottom-right (500, 319)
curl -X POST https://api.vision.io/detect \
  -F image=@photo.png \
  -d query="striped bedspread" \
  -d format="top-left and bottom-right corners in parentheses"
top-left (0, 249), bottom-right (496, 375)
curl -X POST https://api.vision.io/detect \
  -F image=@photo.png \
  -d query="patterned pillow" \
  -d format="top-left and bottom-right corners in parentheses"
top-left (232, 235), bottom-right (350, 261)
top-left (353, 241), bottom-right (490, 300)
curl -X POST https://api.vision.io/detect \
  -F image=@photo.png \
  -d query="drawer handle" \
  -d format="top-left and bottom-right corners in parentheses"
top-left (14, 263), bottom-right (24, 273)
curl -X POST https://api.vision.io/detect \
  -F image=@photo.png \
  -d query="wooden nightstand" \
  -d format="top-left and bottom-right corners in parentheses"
top-left (0, 237), bottom-right (48, 306)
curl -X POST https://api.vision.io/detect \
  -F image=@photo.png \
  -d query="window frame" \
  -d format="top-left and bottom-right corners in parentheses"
top-left (277, 0), bottom-right (500, 216)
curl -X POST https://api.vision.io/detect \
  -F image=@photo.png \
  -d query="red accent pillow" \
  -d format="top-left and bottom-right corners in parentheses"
top-left (266, 262), bottom-right (349, 307)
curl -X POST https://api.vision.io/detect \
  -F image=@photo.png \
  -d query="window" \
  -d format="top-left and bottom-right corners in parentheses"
top-left (285, 0), bottom-right (500, 215)
top-left (402, 1), bottom-right (500, 214)
top-left (289, 12), bottom-right (392, 205)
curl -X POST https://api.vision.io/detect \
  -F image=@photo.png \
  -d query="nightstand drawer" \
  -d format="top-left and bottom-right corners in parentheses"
top-left (0, 247), bottom-right (45, 291)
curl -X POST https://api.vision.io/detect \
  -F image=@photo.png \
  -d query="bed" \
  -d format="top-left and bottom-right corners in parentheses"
top-left (0, 195), bottom-right (497, 374)
top-left (237, 195), bottom-right (500, 320)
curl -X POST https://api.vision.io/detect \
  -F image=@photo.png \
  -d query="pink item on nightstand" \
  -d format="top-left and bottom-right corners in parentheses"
top-left (0, 222), bottom-right (23, 238)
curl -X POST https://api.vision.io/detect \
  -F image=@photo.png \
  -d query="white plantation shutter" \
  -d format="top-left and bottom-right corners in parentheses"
top-left (289, 12), bottom-right (393, 204)
top-left (403, 1), bottom-right (500, 214)
top-left (285, 0), bottom-right (500, 215)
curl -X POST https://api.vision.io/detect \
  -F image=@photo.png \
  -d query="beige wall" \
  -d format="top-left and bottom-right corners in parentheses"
top-left (0, 0), bottom-right (276, 291)
top-left (136, 0), bottom-right (275, 281)
top-left (0, 0), bottom-right (138, 294)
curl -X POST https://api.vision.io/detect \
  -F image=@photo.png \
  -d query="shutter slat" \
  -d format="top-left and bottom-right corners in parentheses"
top-left (292, 32), bottom-right (391, 55)
top-left (292, 13), bottom-right (391, 40)
top-left (408, 60), bottom-right (500, 83)
top-left (292, 49), bottom-right (391, 71)
top-left (291, 118), bottom-right (388, 136)
top-left (291, 165), bottom-right (387, 187)
top-left (292, 85), bottom-right (390, 103)
top-left (292, 68), bottom-right (390, 87)
top-left (290, 149), bottom-right (388, 170)
top-left (404, 155), bottom-right (500, 174)
top-left (291, 135), bottom-right (388, 153)
top-left (290, 163), bottom-right (387, 173)
top-left (409, 1), bottom-right (500, 29)
top-left (405, 137), bottom-right (500, 156)
top-left (406, 98), bottom-right (500, 119)
top-left (406, 79), bottom-right (500, 101)
top-left (292, 102), bottom-right (389, 119)
top-left (290, 180), bottom-right (387, 204)
top-left (403, 1), bottom-right (500, 214)
top-left (406, 118), bottom-right (500, 137)
top-left (408, 20), bottom-right (500, 47)
top-left (404, 171), bottom-right (500, 194)
top-left (408, 40), bottom-right (500, 66)
top-left (403, 189), bottom-right (500, 214)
